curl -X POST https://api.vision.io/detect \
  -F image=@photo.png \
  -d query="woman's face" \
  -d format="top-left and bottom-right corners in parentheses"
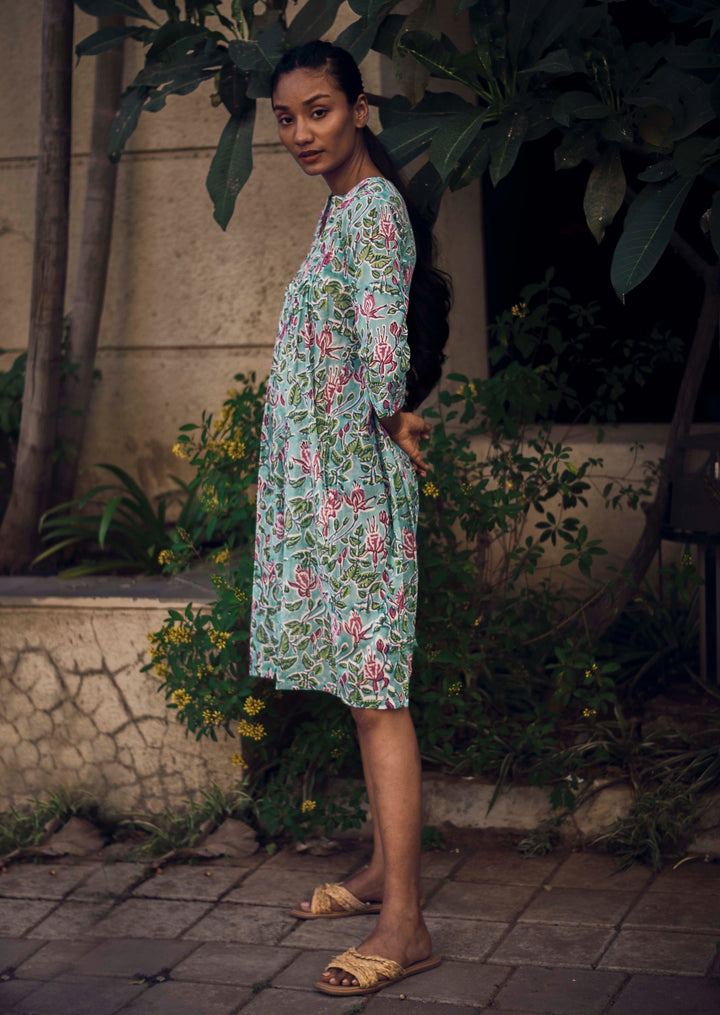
top-left (272, 66), bottom-right (369, 194)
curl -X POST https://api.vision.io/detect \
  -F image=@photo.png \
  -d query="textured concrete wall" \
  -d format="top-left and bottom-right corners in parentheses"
top-left (0, 603), bottom-right (236, 812)
top-left (0, 3), bottom-right (487, 505)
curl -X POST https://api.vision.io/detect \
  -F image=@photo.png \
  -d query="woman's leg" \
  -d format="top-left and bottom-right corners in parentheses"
top-left (322, 706), bottom-right (432, 987)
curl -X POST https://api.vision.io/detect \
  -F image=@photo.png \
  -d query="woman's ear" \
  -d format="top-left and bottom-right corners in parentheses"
top-left (354, 93), bottom-right (369, 128)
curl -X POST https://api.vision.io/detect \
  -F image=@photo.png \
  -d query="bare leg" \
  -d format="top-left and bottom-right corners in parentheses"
top-left (323, 706), bottom-right (432, 987)
top-left (299, 717), bottom-right (386, 912)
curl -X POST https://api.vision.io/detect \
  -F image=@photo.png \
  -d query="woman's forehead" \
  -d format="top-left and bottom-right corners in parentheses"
top-left (272, 67), bottom-right (343, 107)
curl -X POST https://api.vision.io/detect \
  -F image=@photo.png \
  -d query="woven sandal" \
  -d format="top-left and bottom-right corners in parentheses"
top-left (315, 946), bottom-right (442, 996)
top-left (290, 882), bottom-right (383, 920)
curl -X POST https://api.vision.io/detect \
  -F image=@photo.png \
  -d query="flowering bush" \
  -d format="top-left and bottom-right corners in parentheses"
top-left (146, 287), bottom-right (699, 842)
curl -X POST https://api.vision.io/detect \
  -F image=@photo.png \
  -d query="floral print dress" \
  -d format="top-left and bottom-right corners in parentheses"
top-left (250, 176), bottom-right (418, 709)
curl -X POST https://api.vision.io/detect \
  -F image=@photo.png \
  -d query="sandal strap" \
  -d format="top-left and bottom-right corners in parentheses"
top-left (311, 882), bottom-right (369, 915)
top-left (324, 947), bottom-right (404, 989)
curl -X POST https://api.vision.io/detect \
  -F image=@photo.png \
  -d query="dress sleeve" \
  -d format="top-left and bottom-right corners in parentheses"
top-left (351, 189), bottom-right (416, 417)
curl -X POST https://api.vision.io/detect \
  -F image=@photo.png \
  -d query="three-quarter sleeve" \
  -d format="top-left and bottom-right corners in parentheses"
top-left (351, 189), bottom-right (416, 417)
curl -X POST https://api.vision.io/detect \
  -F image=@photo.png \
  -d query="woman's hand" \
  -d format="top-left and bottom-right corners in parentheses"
top-left (379, 410), bottom-right (431, 478)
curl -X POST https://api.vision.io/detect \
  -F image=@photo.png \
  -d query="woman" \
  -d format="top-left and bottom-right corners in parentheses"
top-left (250, 39), bottom-right (451, 997)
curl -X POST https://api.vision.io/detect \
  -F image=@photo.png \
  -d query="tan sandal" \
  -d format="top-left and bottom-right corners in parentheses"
top-left (290, 882), bottom-right (382, 920)
top-left (315, 946), bottom-right (442, 996)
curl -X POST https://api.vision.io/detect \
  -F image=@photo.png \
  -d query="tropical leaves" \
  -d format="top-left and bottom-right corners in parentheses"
top-left (74, 0), bottom-right (720, 296)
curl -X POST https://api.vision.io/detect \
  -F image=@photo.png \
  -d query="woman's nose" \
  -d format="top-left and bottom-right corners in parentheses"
top-left (294, 117), bottom-right (314, 145)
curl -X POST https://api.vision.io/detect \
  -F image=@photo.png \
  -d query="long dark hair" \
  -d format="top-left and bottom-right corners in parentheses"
top-left (271, 40), bottom-right (452, 411)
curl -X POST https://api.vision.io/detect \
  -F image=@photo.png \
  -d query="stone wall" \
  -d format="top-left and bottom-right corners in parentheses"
top-left (0, 588), bottom-right (236, 813)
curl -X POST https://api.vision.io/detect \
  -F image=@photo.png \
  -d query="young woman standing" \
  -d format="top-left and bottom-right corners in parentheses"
top-left (250, 40), bottom-right (451, 997)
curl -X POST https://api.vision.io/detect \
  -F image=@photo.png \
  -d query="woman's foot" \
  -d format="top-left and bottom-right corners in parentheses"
top-left (298, 866), bottom-right (384, 914)
top-left (322, 909), bottom-right (432, 987)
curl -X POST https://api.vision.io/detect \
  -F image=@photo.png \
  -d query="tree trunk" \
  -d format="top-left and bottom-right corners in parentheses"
top-left (582, 263), bottom-right (720, 638)
top-left (54, 15), bottom-right (125, 506)
top-left (0, 0), bottom-right (74, 573)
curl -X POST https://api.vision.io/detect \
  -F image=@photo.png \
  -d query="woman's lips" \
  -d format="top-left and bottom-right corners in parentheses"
top-left (299, 150), bottom-right (322, 162)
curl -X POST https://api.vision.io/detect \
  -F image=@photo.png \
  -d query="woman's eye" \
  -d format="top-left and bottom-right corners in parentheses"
top-left (312, 108), bottom-right (328, 118)
top-left (277, 117), bottom-right (292, 127)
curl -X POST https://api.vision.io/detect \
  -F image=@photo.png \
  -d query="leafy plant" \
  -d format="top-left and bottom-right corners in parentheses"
top-left (0, 788), bottom-right (99, 856)
top-left (32, 464), bottom-right (199, 576)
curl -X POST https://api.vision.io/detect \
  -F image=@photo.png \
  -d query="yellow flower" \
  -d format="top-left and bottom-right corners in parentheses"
top-left (473, 615), bottom-right (484, 627)
top-left (172, 442), bottom-right (190, 459)
top-left (584, 664), bottom-right (599, 681)
top-left (209, 629), bottom-right (230, 650)
top-left (231, 752), bottom-right (246, 768)
top-left (244, 696), bottom-right (265, 717)
top-left (423, 480), bottom-right (439, 498)
top-left (198, 663), bottom-right (214, 678)
top-left (448, 681), bottom-right (462, 696)
top-left (511, 302), bottom-right (528, 318)
top-left (154, 663), bottom-right (169, 680)
top-left (167, 625), bottom-right (193, 645)
top-left (176, 526), bottom-right (193, 546)
top-left (301, 800), bottom-right (317, 814)
top-left (234, 589), bottom-right (248, 604)
top-left (158, 549), bottom-right (176, 566)
top-left (582, 707), bottom-right (597, 718)
top-left (226, 439), bottom-right (246, 461)
top-left (213, 547), bottom-right (230, 565)
top-left (237, 719), bottom-right (265, 741)
top-left (172, 689), bottom-right (192, 708)
top-left (202, 707), bottom-right (224, 726)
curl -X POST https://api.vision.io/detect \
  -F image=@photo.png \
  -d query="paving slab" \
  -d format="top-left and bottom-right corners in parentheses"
top-left (131, 868), bottom-right (245, 901)
top-left (114, 980), bottom-right (252, 1014)
top-left (420, 850), bottom-right (469, 879)
top-left (63, 938), bottom-right (198, 978)
top-left (597, 929), bottom-right (718, 975)
top-left (0, 941), bottom-right (42, 973)
top-left (23, 901), bottom-right (112, 940)
top-left (493, 966), bottom-right (626, 1014)
top-left (263, 847), bottom-right (369, 876)
top-left (608, 973), bottom-right (720, 1014)
top-left (453, 850), bottom-right (563, 886)
top-left (84, 899), bottom-right (212, 939)
top-left (172, 941), bottom-right (299, 985)
top-left (424, 917), bottom-right (507, 962)
top-left (0, 901), bottom-right (58, 938)
top-left (7, 974), bottom-right (147, 1014)
top-left (280, 913), bottom-right (379, 951)
top-left (224, 869), bottom-right (329, 908)
top-left (183, 903), bottom-right (298, 945)
top-left (0, 866), bottom-right (91, 900)
top-left (0, 979), bottom-right (43, 1011)
top-left (15, 941), bottom-right (98, 979)
top-left (68, 864), bottom-right (148, 900)
top-left (365, 1000), bottom-right (479, 1015)
top-left (424, 881), bottom-right (535, 922)
top-left (238, 985), bottom-right (363, 1012)
top-left (549, 852), bottom-right (653, 891)
top-left (647, 860), bottom-right (720, 893)
top-left (369, 959), bottom-right (511, 1006)
top-left (517, 887), bottom-right (636, 926)
top-left (623, 890), bottom-right (720, 932)
top-left (487, 924), bottom-right (614, 968)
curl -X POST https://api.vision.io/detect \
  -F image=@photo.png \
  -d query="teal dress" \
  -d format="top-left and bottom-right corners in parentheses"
top-left (250, 177), bottom-right (418, 709)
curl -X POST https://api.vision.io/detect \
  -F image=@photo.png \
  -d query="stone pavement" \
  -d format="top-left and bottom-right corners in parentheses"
top-left (0, 842), bottom-right (718, 1015)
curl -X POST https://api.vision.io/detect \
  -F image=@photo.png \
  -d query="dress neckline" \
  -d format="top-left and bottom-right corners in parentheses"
top-left (326, 175), bottom-right (387, 204)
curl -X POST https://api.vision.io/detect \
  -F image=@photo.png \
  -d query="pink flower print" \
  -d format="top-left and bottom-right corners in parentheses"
top-left (316, 323), bottom-right (338, 359)
top-left (379, 510), bottom-right (389, 527)
top-left (345, 610), bottom-right (368, 644)
top-left (293, 440), bottom-right (321, 479)
top-left (301, 321), bottom-right (315, 348)
top-left (378, 206), bottom-right (397, 247)
top-left (363, 650), bottom-right (389, 694)
top-left (390, 321), bottom-right (400, 339)
top-left (402, 527), bottom-right (416, 560)
top-left (318, 488), bottom-right (343, 537)
top-left (345, 482), bottom-right (368, 512)
top-left (289, 565), bottom-right (316, 599)
top-left (274, 511), bottom-right (284, 541)
top-left (330, 615), bottom-right (341, 644)
top-left (395, 586), bottom-right (406, 613)
top-left (375, 638), bottom-right (387, 656)
top-left (324, 367), bottom-right (345, 411)
top-left (365, 518), bottom-right (386, 565)
top-left (373, 330), bottom-right (396, 374)
top-left (358, 293), bottom-right (382, 320)
top-left (321, 245), bottom-right (334, 267)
